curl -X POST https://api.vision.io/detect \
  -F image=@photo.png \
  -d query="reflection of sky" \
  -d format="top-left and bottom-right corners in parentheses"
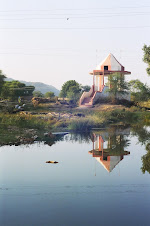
top-left (0, 134), bottom-right (150, 226)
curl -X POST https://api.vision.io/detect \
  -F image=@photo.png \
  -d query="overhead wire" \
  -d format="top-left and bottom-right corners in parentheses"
top-left (0, 12), bottom-right (150, 20)
top-left (0, 25), bottom-right (150, 30)
top-left (0, 5), bottom-right (150, 12)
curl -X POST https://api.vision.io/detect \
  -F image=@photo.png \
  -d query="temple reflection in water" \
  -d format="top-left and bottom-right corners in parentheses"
top-left (89, 128), bottom-right (130, 172)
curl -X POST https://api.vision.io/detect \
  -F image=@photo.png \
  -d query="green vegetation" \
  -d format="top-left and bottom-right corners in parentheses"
top-left (129, 79), bottom-right (150, 103)
top-left (0, 44), bottom-right (150, 142)
top-left (107, 72), bottom-right (129, 101)
top-left (81, 85), bottom-right (91, 92)
top-left (59, 80), bottom-right (81, 103)
top-left (1, 81), bottom-right (35, 101)
top-left (33, 90), bottom-right (44, 97)
top-left (45, 91), bottom-right (55, 98)
top-left (0, 70), bottom-right (6, 96)
top-left (68, 108), bottom-right (149, 132)
top-left (0, 70), bottom-right (35, 101)
top-left (143, 44), bottom-right (150, 76)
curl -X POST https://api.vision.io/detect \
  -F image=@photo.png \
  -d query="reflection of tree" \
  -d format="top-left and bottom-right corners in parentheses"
top-left (132, 126), bottom-right (150, 174)
top-left (106, 134), bottom-right (130, 155)
top-left (65, 133), bottom-right (92, 144)
top-left (141, 143), bottom-right (150, 174)
top-left (131, 126), bottom-right (150, 145)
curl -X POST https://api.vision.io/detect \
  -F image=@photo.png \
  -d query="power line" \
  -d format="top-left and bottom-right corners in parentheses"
top-left (0, 11), bottom-right (149, 16)
top-left (0, 25), bottom-right (150, 30)
top-left (0, 13), bottom-right (149, 20)
top-left (0, 6), bottom-right (150, 12)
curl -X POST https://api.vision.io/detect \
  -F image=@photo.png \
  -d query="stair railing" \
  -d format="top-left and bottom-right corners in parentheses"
top-left (79, 85), bottom-right (94, 105)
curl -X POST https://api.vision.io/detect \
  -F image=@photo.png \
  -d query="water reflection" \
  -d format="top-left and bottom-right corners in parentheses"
top-left (131, 126), bottom-right (150, 174)
top-left (89, 128), bottom-right (130, 172)
top-left (0, 126), bottom-right (150, 226)
top-left (141, 143), bottom-right (150, 174)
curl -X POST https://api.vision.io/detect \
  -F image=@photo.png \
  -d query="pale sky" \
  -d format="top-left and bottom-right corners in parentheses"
top-left (0, 0), bottom-right (150, 90)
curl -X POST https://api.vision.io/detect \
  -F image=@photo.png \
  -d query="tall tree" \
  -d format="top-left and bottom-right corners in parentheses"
top-left (59, 80), bottom-right (81, 98)
top-left (128, 79), bottom-right (150, 103)
top-left (0, 70), bottom-right (6, 96)
top-left (108, 73), bottom-right (129, 101)
top-left (143, 44), bottom-right (150, 76)
top-left (45, 91), bottom-right (55, 98)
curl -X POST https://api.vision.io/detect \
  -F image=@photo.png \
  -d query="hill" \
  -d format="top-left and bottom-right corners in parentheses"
top-left (5, 78), bottom-right (60, 96)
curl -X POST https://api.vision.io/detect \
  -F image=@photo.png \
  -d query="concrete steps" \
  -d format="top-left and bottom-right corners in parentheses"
top-left (80, 97), bottom-right (93, 108)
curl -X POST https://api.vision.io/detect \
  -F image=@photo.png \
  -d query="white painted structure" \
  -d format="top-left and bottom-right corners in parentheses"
top-left (79, 53), bottom-right (131, 107)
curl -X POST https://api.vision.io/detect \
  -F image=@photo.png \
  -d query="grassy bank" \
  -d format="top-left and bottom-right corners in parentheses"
top-left (0, 105), bottom-right (149, 145)
top-left (68, 109), bottom-right (150, 131)
top-left (0, 107), bottom-right (149, 133)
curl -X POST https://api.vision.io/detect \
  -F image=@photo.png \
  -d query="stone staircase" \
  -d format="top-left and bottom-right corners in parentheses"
top-left (80, 96), bottom-right (93, 108)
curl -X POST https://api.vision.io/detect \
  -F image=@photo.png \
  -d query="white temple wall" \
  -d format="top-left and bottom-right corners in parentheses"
top-left (111, 55), bottom-right (122, 70)
top-left (93, 87), bottom-right (109, 104)
top-left (93, 87), bottom-right (131, 104)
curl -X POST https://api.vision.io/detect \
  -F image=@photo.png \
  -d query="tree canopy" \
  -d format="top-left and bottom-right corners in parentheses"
top-left (143, 44), bottom-right (150, 76)
top-left (33, 91), bottom-right (44, 97)
top-left (108, 73), bottom-right (129, 100)
top-left (0, 70), bottom-right (35, 100)
top-left (129, 79), bottom-right (150, 102)
top-left (1, 80), bottom-right (35, 100)
top-left (59, 80), bottom-right (83, 103)
top-left (81, 85), bottom-right (91, 93)
top-left (0, 70), bottom-right (6, 96)
top-left (59, 80), bottom-right (81, 97)
top-left (45, 91), bottom-right (55, 98)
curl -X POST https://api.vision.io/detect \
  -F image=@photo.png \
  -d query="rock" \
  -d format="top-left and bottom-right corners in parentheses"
top-left (44, 132), bottom-right (54, 138)
top-left (33, 135), bottom-right (38, 140)
top-left (44, 132), bottom-right (49, 137)
top-left (74, 113), bottom-right (85, 117)
top-left (46, 161), bottom-right (58, 164)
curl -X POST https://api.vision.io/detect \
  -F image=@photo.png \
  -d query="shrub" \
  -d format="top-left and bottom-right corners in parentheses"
top-left (68, 119), bottom-right (95, 131)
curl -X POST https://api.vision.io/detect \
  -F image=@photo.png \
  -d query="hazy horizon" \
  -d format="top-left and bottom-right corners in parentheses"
top-left (0, 0), bottom-right (150, 89)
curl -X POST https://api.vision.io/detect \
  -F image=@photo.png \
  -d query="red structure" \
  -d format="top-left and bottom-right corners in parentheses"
top-left (89, 133), bottom-right (130, 172)
top-left (80, 53), bottom-right (131, 107)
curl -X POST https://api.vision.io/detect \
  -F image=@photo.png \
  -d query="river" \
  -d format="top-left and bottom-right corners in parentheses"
top-left (0, 126), bottom-right (150, 226)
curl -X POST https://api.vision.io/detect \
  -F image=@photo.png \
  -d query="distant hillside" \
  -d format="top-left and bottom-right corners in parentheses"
top-left (5, 78), bottom-right (60, 96)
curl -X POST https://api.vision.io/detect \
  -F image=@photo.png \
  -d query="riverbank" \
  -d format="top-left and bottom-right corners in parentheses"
top-left (0, 102), bottom-right (150, 146)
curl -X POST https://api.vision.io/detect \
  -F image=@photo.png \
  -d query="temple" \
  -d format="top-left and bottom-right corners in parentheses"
top-left (89, 129), bottom-right (130, 172)
top-left (79, 53), bottom-right (131, 107)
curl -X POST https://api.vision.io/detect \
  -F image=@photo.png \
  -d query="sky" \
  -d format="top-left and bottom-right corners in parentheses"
top-left (0, 0), bottom-right (150, 90)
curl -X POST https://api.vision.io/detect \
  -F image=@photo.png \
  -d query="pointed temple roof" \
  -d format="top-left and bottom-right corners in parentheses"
top-left (89, 53), bottom-right (131, 75)
top-left (96, 53), bottom-right (123, 71)
top-left (95, 156), bottom-right (122, 172)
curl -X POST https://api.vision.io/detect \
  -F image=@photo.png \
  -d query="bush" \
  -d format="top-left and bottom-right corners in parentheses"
top-left (68, 119), bottom-right (95, 131)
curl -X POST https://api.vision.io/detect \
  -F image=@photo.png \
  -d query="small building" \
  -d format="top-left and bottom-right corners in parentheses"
top-left (88, 129), bottom-right (130, 172)
top-left (80, 53), bottom-right (131, 107)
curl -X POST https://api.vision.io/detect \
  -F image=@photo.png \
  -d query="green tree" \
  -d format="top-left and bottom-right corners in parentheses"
top-left (1, 81), bottom-right (35, 100)
top-left (45, 91), bottom-right (55, 98)
top-left (81, 85), bottom-right (91, 93)
top-left (108, 73), bottom-right (129, 101)
top-left (33, 91), bottom-right (44, 97)
top-left (0, 70), bottom-right (6, 96)
top-left (143, 44), bottom-right (150, 76)
top-left (59, 80), bottom-right (81, 99)
top-left (67, 85), bottom-right (81, 102)
top-left (128, 79), bottom-right (150, 103)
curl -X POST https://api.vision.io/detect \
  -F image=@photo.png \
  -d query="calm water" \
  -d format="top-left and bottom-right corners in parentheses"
top-left (0, 127), bottom-right (150, 226)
